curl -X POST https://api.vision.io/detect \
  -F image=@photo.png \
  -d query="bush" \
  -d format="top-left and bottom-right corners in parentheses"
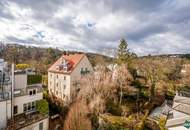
top-left (166, 89), bottom-right (175, 100)
top-left (106, 123), bottom-right (129, 130)
top-left (16, 64), bottom-right (30, 69)
top-left (36, 99), bottom-right (49, 115)
top-left (27, 75), bottom-right (42, 85)
top-left (106, 99), bottom-right (123, 116)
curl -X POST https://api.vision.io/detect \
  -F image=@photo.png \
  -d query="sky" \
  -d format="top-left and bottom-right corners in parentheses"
top-left (0, 0), bottom-right (190, 56)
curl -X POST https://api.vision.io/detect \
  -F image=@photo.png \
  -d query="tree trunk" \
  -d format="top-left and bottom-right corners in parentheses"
top-left (119, 85), bottom-right (123, 105)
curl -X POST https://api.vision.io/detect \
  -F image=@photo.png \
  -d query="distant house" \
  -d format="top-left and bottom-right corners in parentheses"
top-left (48, 53), bottom-right (93, 102)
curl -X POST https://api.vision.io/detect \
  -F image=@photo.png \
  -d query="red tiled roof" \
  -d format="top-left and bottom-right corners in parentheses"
top-left (48, 54), bottom-right (85, 74)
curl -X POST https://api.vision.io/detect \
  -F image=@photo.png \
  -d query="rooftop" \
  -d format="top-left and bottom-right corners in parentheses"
top-left (14, 84), bottom-right (43, 97)
top-left (48, 53), bottom-right (85, 74)
top-left (8, 111), bottom-right (48, 130)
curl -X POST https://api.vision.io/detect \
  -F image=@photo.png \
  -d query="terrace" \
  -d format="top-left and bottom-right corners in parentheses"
top-left (14, 83), bottom-right (43, 97)
top-left (8, 111), bottom-right (48, 130)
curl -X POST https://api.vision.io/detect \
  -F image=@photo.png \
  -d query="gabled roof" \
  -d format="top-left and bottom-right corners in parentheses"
top-left (48, 53), bottom-right (85, 74)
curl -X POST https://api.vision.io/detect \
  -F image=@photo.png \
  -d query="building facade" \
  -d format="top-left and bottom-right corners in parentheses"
top-left (48, 54), bottom-right (93, 101)
top-left (0, 59), bottom-right (49, 130)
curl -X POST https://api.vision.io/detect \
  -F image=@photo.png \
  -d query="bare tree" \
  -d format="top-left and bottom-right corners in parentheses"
top-left (78, 66), bottom-right (117, 114)
top-left (114, 64), bottom-right (133, 105)
top-left (63, 100), bottom-right (92, 130)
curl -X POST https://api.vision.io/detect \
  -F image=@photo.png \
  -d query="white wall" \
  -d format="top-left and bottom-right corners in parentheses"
top-left (0, 101), bottom-right (8, 129)
top-left (48, 72), bottom-right (71, 101)
top-left (14, 93), bottom-right (43, 115)
top-left (70, 55), bottom-right (94, 97)
top-left (70, 55), bottom-right (94, 82)
top-left (20, 118), bottom-right (49, 130)
top-left (14, 74), bottom-right (27, 90)
top-left (0, 100), bottom-right (11, 129)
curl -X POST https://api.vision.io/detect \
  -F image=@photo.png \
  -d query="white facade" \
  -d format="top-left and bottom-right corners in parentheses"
top-left (0, 100), bottom-right (11, 129)
top-left (14, 92), bottom-right (43, 115)
top-left (14, 73), bottom-right (27, 90)
top-left (48, 54), bottom-right (94, 101)
top-left (0, 59), bottom-right (12, 129)
top-left (48, 72), bottom-right (71, 100)
top-left (0, 60), bottom-right (49, 130)
top-left (20, 118), bottom-right (49, 130)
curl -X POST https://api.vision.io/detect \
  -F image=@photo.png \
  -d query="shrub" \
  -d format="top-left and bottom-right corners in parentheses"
top-left (36, 99), bottom-right (49, 115)
top-left (106, 123), bottom-right (129, 130)
top-left (106, 99), bottom-right (123, 116)
top-left (16, 64), bottom-right (30, 69)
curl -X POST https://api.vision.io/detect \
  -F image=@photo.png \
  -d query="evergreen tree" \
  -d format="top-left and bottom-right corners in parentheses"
top-left (116, 38), bottom-right (131, 65)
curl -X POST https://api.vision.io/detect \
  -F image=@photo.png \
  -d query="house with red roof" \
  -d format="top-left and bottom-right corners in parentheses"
top-left (48, 53), bottom-right (93, 101)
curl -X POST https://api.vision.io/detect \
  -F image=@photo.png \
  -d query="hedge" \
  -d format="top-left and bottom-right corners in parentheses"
top-left (27, 75), bottom-right (42, 85)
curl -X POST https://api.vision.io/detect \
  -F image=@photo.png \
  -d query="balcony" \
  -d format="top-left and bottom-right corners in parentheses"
top-left (7, 99), bottom-right (49, 130)
top-left (14, 84), bottom-right (43, 97)
top-left (8, 111), bottom-right (48, 130)
top-left (0, 91), bottom-right (10, 101)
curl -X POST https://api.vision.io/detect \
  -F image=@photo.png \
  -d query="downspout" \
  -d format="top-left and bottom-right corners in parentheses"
top-left (11, 64), bottom-right (14, 123)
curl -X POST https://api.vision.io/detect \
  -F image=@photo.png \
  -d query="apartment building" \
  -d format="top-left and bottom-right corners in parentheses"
top-left (48, 53), bottom-right (93, 101)
top-left (0, 59), bottom-right (11, 129)
top-left (0, 59), bottom-right (49, 130)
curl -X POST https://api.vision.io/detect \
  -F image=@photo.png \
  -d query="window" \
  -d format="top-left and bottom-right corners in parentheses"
top-left (39, 122), bottom-right (43, 130)
top-left (81, 68), bottom-right (84, 75)
top-left (14, 105), bottom-right (18, 114)
top-left (29, 90), bottom-right (33, 95)
top-left (29, 89), bottom-right (36, 96)
top-left (28, 103), bottom-right (31, 111)
top-left (64, 76), bottom-right (66, 80)
top-left (33, 90), bottom-right (36, 95)
top-left (57, 75), bottom-right (58, 79)
top-left (56, 91), bottom-right (58, 95)
top-left (23, 102), bottom-right (36, 112)
top-left (56, 83), bottom-right (58, 87)
top-left (85, 67), bottom-right (88, 71)
top-left (32, 102), bottom-right (35, 110)
top-left (23, 104), bottom-right (27, 112)
top-left (64, 85), bottom-right (66, 89)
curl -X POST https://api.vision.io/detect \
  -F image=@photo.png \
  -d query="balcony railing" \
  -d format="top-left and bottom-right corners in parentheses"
top-left (14, 84), bottom-right (43, 97)
top-left (0, 91), bottom-right (10, 101)
top-left (7, 111), bottom-right (48, 130)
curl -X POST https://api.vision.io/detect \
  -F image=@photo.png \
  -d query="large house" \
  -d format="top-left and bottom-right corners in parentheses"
top-left (0, 59), bottom-right (49, 130)
top-left (48, 53), bottom-right (93, 101)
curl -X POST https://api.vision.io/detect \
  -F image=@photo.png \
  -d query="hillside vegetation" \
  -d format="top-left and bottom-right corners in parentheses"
top-left (0, 43), bottom-right (113, 74)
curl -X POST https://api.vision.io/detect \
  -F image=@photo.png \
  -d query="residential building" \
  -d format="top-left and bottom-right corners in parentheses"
top-left (48, 53), bottom-right (93, 101)
top-left (0, 59), bottom-right (49, 130)
top-left (0, 59), bottom-right (11, 129)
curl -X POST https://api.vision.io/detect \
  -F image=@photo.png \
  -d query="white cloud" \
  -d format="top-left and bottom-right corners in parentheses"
top-left (0, 0), bottom-right (190, 56)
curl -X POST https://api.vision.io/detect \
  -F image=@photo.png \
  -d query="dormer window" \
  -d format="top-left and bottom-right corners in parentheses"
top-left (81, 68), bottom-right (83, 72)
